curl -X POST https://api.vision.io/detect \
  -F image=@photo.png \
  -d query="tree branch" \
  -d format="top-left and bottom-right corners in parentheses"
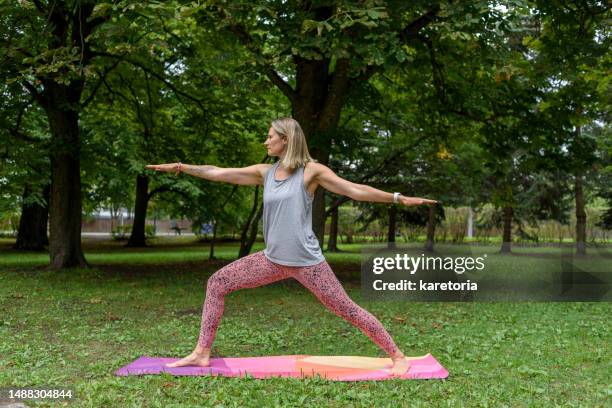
top-left (12, 102), bottom-right (43, 143)
top-left (143, 70), bottom-right (155, 135)
top-left (415, 32), bottom-right (501, 125)
top-left (401, 5), bottom-right (441, 43)
top-left (263, 67), bottom-right (297, 103)
top-left (148, 186), bottom-right (189, 201)
top-left (91, 51), bottom-right (211, 114)
top-left (13, 99), bottom-right (32, 135)
top-left (349, 5), bottom-right (441, 84)
top-left (324, 133), bottom-right (432, 216)
top-left (101, 75), bottom-right (131, 103)
top-left (117, 72), bottom-right (148, 133)
top-left (81, 56), bottom-right (125, 108)
top-left (420, 33), bottom-right (447, 105)
top-left (214, 7), bottom-right (297, 103)
top-left (353, 63), bottom-right (384, 82)
top-left (12, 130), bottom-right (40, 144)
top-left (31, 0), bottom-right (46, 14)
top-left (87, 16), bottom-right (111, 31)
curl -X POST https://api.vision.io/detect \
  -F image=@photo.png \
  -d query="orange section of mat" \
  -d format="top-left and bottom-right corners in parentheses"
top-left (295, 354), bottom-right (429, 378)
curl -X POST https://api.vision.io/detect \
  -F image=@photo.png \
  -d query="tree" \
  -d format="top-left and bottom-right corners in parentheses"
top-left (0, 1), bottom-right (121, 267)
top-left (0, 81), bottom-right (51, 250)
top-left (191, 0), bottom-right (518, 248)
top-left (527, 0), bottom-right (611, 254)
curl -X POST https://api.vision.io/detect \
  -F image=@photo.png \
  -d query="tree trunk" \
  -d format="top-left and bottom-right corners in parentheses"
top-left (26, 2), bottom-right (103, 268)
top-left (293, 110), bottom-right (331, 249)
top-left (467, 207), bottom-right (473, 238)
top-left (424, 205), bottom-right (436, 252)
top-left (500, 205), bottom-right (513, 253)
top-left (239, 186), bottom-right (262, 258)
top-left (387, 205), bottom-right (397, 249)
top-left (45, 84), bottom-right (87, 269)
top-left (292, 55), bottom-right (352, 248)
top-left (575, 172), bottom-right (587, 255)
top-left (327, 205), bottom-right (339, 252)
top-left (209, 220), bottom-right (217, 260)
top-left (14, 184), bottom-right (50, 250)
top-left (126, 174), bottom-right (149, 247)
top-left (239, 204), bottom-right (264, 258)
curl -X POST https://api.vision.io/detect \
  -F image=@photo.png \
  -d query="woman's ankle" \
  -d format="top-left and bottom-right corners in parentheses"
top-left (391, 351), bottom-right (405, 361)
top-left (193, 345), bottom-right (210, 357)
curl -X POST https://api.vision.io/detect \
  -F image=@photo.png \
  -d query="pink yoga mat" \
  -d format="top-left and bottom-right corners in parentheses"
top-left (115, 354), bottom-right (448, 381)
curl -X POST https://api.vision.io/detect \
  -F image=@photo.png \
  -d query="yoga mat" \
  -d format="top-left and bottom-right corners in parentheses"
top-left (115, 353), bottom-right (448, 381)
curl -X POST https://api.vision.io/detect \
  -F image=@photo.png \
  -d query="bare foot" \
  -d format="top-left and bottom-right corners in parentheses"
top-left (165, 352), bottom-right (210, 368)
top-left (388, 356), bottom-right (410, 376)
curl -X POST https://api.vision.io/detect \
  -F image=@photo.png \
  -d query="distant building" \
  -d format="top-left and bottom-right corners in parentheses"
top-left (81, 208), bottom-right (193, 235)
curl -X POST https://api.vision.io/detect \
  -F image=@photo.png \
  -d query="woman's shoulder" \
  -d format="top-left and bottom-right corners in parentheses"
top-left (303, 160), bottom-right (324, 169)
top-left (260, 163), bottom-right (275, 178)
top-left (304, 161), bottom-right (327, 174)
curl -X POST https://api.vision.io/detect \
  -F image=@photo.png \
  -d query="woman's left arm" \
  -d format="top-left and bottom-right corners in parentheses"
top-left (314, 164), bottom-right (437, 206)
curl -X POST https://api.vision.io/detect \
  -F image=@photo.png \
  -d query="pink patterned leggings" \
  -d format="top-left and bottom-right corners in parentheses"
top-left (197, 250), bottom-right (400, 356)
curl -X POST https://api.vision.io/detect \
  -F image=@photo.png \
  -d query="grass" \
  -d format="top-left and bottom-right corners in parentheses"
top-left (0, 238), bottom-right (610, 407)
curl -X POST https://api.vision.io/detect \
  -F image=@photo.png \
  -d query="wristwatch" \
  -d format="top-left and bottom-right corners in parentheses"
top-left (393, 192), bottom-right (401, 204)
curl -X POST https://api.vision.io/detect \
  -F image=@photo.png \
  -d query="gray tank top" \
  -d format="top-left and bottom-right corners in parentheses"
top-left (262, 161), bottom-right (325, 266)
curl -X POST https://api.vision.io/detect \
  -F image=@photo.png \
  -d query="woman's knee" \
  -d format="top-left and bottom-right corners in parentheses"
top-left (206, 271), bottom-right (231, 296)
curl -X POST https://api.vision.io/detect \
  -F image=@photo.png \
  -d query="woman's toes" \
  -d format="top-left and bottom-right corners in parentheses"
top-left (388, 357), bottom-right (410, 376)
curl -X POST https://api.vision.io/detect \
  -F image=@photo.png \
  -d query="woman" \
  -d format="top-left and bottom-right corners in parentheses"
top-left (146, 117), bottom-right (437, 375)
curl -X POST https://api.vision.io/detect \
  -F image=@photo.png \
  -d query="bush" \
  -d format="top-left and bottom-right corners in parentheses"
top-left (145, 224), bottom-right (156, 238)
top-left (111, 225), bottom-right (131, 240)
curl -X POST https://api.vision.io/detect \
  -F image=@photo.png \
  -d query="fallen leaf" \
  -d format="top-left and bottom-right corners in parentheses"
top-left (105, 311), bottom-right (121, 321)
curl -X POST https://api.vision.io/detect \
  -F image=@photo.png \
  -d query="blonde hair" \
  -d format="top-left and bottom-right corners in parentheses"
top-left (270, 117), bottom-right (315, 170)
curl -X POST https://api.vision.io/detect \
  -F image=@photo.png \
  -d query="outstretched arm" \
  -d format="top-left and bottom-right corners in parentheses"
top-left (145, 163), bottom-right (271, 186)
top-left (313, 163), bottom-right (437, 206)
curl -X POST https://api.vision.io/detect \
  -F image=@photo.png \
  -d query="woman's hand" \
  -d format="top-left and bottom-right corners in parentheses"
top-left (145, 163), bottom-right (182, 176)
top-left (399, 196), bottom-right (437, 206)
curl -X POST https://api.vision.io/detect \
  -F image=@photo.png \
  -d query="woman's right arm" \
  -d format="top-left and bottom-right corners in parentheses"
top-left (145, 163), bottom-right (271, 186)
top-left (182, 164), bottom-right (271, 185)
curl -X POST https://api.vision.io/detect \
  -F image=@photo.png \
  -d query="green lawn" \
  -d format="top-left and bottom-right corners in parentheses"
top-left (0, 238), bottom-right (610, 407)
